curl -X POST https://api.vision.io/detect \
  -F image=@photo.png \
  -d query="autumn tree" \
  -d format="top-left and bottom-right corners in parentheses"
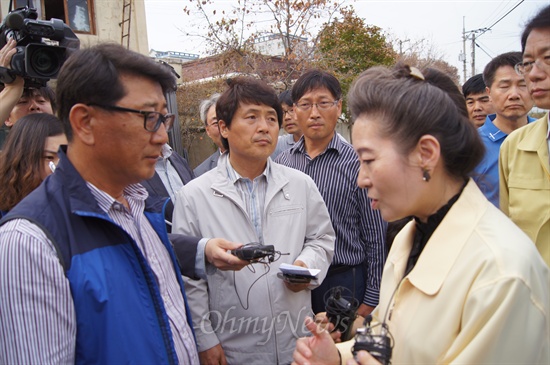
top-left (181, 0), bottom-right (345, 87)
top-left (314, 7), bottom-right (397, 119)
top-left (392, 36), bottom-right (461, 84)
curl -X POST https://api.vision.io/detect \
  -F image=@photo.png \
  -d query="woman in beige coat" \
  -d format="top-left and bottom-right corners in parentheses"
top-left (292, 64), bottom-right (549, 365)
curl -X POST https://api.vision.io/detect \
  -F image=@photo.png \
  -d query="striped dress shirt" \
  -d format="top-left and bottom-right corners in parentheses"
top-left (0, 183), bottom-right (198, 364)
top-left (275, 134), bottom-right (387, 306)
top-left (225, 159), bottom-right (269, 242)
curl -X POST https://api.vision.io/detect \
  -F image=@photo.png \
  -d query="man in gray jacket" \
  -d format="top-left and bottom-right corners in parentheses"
top-left (173, 77), bottom-right (335, 365)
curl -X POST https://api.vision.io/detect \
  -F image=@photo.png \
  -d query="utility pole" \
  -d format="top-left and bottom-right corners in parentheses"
top-left (460, 2), bottom-right (522, 82)
top-left (462, 17), bottom-right (467, 83)
top-left (468, 28), bottom-right (487, 75)
top-left (460, 19), bottom-right (488, 81)
top-left (471, 32), bottom-right (476, 77)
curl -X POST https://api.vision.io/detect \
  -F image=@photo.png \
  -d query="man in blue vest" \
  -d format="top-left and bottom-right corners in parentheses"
top-left (0, 43), bottom-right (246, 364)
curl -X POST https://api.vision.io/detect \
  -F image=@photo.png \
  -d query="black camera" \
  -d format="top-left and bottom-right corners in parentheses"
top-left (0, 6), bottom-right (80, 87)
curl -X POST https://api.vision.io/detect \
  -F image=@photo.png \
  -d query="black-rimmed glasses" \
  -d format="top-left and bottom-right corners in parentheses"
top-left (88, 103), bottom-right (175, 132)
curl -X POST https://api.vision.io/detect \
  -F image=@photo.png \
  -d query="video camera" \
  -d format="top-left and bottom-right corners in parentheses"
top-left (0, 6), bottom-right (80, 87)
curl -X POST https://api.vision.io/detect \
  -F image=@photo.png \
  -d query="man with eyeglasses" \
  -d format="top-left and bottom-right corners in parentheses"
top-left (0, 43), bottom-right (248, 363)
top-left (275, 70), bottom-right (387, 320)
top-left (194, 93), bottom-right (226, 177)
top-left (499, 4), bottom-right (550, 266)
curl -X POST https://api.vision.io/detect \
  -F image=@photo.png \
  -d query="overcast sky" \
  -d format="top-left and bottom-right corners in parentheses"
top-left (144, 0), bottom-right (547, 84)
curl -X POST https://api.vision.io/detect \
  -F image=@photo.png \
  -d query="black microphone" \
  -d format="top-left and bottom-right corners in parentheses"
top-left (4, 12), bottom-right (25, 30)
top-left (324, 286), bottom-right (359, 341)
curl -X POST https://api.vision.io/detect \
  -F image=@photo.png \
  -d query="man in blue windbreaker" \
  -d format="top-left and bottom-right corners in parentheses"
top-left (0, 43), bottom-right (243, 364)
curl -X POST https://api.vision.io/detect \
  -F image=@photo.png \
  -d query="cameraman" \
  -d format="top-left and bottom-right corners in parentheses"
top-left (0, 39), bottom-right (55, 149)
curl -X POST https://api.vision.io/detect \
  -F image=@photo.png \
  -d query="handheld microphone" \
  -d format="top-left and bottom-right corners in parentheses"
top-left (352, 314), bottom-right (393, 365)
top-left (351, 282), bottom-right (399, 365)
top-left (324, 286), bottom-right (359, 341)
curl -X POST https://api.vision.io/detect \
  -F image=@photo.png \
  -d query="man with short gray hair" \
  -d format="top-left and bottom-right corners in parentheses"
top-left (194, 93), bottom-right (225, 176)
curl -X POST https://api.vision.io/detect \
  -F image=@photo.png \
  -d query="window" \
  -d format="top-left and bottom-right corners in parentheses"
top-left (66, 0), bottom-right (94, 33)
top-left (13, 0), bottom-right (42, 18)
top-left (15, 0), bottom-right (96, 34)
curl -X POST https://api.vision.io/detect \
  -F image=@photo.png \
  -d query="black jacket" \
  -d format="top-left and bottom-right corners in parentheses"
top-left (141, 150), bottom-right (194, 231)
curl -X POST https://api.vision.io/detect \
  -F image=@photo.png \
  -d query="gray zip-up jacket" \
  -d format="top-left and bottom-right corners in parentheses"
top-left (173, 154), bottom-right (335, 364)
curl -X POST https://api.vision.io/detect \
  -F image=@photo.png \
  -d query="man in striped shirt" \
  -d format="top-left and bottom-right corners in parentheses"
top-left (275, 70), bottom-right (387, 320)
top-left (0, 43), bottom-right (246, 364)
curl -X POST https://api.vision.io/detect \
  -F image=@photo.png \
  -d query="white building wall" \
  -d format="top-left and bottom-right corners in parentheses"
top-left (1, 0), bottom-right (149, 54)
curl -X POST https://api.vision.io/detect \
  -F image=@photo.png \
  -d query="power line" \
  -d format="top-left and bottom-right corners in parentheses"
top-left (478, 0), bottom-right (525, 38)
top-left (478, 0), bottom-right (512, 31)
top-left (475, 42), bottom-right (493, 59)
top-left (461, 0), bottom-right (525, 81)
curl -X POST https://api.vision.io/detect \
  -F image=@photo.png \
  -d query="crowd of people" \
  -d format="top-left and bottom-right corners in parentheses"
top-left (0, 4), bottom-right (548, 365)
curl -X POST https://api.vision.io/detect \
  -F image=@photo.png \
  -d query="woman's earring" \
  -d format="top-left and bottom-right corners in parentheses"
top-left (422, 169), bottom-right (431, 182)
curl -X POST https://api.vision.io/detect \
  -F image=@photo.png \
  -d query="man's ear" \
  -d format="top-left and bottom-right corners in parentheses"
top-left (218, 119), bottom-right (229, 138)
top-left (415, 134), bottom-right (441, 171)
top-left (69, 103), bottom-right (96, 146)
top-left (485, 86), bottom-right (491, 97)
top-left (4, 119), bottom-right (14, 127)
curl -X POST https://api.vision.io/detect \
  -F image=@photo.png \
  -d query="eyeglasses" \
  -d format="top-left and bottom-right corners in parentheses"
top-left (208, 121), bottom-right (219, 128)
top-left (88, 103), bottom-right (175, 132)
top-left (294, 100), bottom-right (339, 112)
top-left (515, 57), bottom-right (550, 76)
top-left (282, 108), bottom-right (295, 116)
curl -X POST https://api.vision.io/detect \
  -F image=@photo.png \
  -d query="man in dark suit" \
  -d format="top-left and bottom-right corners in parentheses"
top-left (141, 143), bottom-right (194, 231)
